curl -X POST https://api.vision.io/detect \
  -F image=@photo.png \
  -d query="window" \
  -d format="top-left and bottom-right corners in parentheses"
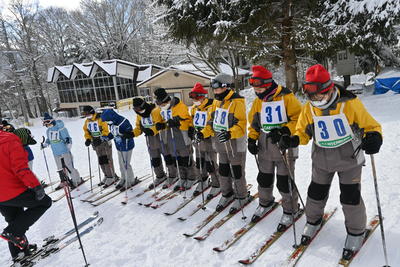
top-left (93, 71), bottom-right (116, 101)
top-left (57, 76), bottom-right (77, 103)
top-left (74, 74), bottom-right (96, 102)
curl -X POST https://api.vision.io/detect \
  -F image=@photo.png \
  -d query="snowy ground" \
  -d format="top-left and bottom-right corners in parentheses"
top-left (1, 91), bottom-right (400, 267)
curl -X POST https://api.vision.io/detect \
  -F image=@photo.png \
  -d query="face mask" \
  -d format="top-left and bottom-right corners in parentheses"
top-left (138, 109), bottom-right (146, 114)
top-left (161, 103), bottom-right (170, 110)
top-left (310, 99), bottom-right (329, 107)
top-left (309, 88), bottom-right (338, 109)
top-left (193, 101), bottom-right (202, 106)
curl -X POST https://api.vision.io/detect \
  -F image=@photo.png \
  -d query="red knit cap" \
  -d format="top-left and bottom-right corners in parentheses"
top-left (252, 65), bottom-right (272, 79)
top-left (304, 64), bottom-right (334, 93)
top-left (191, 83), bottom-right (208, 94)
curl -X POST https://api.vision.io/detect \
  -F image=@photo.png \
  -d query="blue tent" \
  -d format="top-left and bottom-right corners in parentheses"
top-left (374, 69), bottom-right (400, 94)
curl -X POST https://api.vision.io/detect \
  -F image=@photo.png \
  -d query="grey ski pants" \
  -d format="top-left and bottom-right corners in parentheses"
top-left (218, 151), bottom-right (247, 199)
top-left (93, 141), bottom-right (115, 178)
top-left (117, 150), bottom-right (134, 184)
top-left (54, 152), bottom-right (81, 185)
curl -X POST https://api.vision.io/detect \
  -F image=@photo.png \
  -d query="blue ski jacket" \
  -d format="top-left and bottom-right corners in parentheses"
top-left (45, 120), bottom-right (72, 156)
top-left (101, 109), bottom-right (134, 151)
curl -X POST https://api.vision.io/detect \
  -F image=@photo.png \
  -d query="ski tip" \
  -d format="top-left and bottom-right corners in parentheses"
top-left (164, 212), bottom-right (172, 216)
top-left (238, 260), bottom-right (251, 265)
top-left (183, 233), bottom-right (193, 237)
top-left (212, 247), bottom-right (223, 252)
top-left (121, 202), bottom-right (127, 205)
top-left (93, 211), bottom-right (99, 216)
top-left (193, 236), bottom-right (205, 241)
top-left (177, 217), bottom-right (186, 221)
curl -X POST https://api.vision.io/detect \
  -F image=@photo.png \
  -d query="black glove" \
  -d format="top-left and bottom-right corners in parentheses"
top-left (278, 135), bottom-right (300, 151)
top-left (269, 128), bottom-right (282, 144)
top-left (361, 131), bottom-right (382, 154)
top-left (217, 130), bottom-right (231, 143)
top-left (156, 122), bottom-right (166, 131)
top-left (33, 185), bottom-right (45, 201)
top-left (65, 137), bottom-right (72, 144)
top-left (92, 137), bottom-right (102, 147)
top-left (194, 131), bottom-right (204, 144)
top-left (85, 139), bottom-right (91, 147)
top-left (247, 138), bottom-right (258, 155)
top-left (188, 127), bottom-right (195, 140)
top-left (167, 118), bottom-right (181, 128)
top-left (122, 131), bottom-right (135, 139)
top-left (142, 128), bottom-right (154, 136)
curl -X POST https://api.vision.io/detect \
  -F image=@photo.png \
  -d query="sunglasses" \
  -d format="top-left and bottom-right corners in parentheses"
top-left (302, 80), bottom-right (332, 95)
top-left (189, 91), bottom-right (206, 100)
top-left (249, 77), bottom-right (272, 87)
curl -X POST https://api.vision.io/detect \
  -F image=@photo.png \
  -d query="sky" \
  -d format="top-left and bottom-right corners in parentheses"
top-left (0, 0), bottom-right (81, 13)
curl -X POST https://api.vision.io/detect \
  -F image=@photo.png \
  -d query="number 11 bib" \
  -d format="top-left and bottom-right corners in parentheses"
top-left (260, 100), bottom-right (288, 132)
top-left (311, 102), bottom-right (354, 148)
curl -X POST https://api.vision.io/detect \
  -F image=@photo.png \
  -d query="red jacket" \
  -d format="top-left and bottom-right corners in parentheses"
top-left (0, 131), bottom-right (40, 202)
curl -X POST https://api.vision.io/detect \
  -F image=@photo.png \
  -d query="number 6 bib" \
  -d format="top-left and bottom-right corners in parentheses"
top-left (311, 102), bottom-right (354, 148)
top-left (260, 100), bottom-right (288, 132)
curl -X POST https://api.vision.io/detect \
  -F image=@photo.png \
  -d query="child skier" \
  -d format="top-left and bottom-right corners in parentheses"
top-left (153, 87), bottom-right (196, 191)
top-left (41, 113), bottom-right (82, 189)
top-left (247, 65), bottom-right (302, 229)
top-left (195, 73), bottom-right (250, 214)
top-left (100, 109), bottom-right (136, 190)
top-left (189, 83), bottom-right (221, 199)
top-left (82, 106), bottom-right (117, 187)
top-left (13, 128), bottom-right (37, 171)
top-left (279, 64), bottom-right (382, 260)
top-left (132, 97), bottom-right (168, 189)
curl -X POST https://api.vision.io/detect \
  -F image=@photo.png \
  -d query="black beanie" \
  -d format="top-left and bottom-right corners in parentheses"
top-left (132, 98), bottom-right (145, 109)
top-left (82, 105), bottom-right (95, 114)
top-left (154, 88), bottom-right (170, 104)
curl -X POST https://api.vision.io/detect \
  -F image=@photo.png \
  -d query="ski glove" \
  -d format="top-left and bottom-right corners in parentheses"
top-left (122, 131), bottom-right (134, 139)
top-left (188, 127), bottom-right (195, 140)
top-left (155, 122), bottom-right (166, 131)
top-left (247, 138), bottom-right (258, 155)
top-left (142, 128), bottom-right (154, 136)
top-left (361, 131), bottom-right (382, 154)
top-left (167, 118), bottom-right (181, 128)
top-left (65, 137), bottom-right (72, 144)
top-left (33, 185), bottom-right (45, 201)
top-left (92, 137), bottom-right (102, 147)
top-left (278, 135), bottom-right (299, 151)
top-left (40, 142), bottom-right (48, 150)
top-left (217, 130), bottom-right (231, 143)
top-left (85, 139), bottom-right (92, 147)
top-left (194, 131), bottom-right (204, 144)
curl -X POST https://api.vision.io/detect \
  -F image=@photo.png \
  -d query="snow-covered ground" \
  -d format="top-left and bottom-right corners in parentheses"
top-left (1, 91), bottom-right (400, 267)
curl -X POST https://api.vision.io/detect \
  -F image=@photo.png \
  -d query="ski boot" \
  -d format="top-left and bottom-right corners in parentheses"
top-left (193, 178), bottom-right (209, 196)
top-left (162, 176), bottom-right (178, 189)
top-left (342, 232), bottom-right (365, 260)
top-left (251, 200), bottom-right (275, 223)
top-left (206, 187), bottom-right (220, 200)
top-left (0, 231), bottom-right (28, 249)
top-left (102, 177), bottom-right (116, 188)
top-left (277, 208), bottom-right (302, 232)
top-left (148, 176), bottom-right (167, 190)
top-left (215, 191), bottom-right (234, 212)
top-left (184, 179), bottom-right (197, 190)
top-left (300, 218), bottom-right (322, 245)
top-left (71, 178), bottom-right (85, 190)
top-left (229, 192), bottom-right (252, 214)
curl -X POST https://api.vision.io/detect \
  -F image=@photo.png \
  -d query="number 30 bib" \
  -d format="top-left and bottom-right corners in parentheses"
top-left (311, 102), bottom-right (354, 148)
top-left (260, 100), bottom-right (288, 132)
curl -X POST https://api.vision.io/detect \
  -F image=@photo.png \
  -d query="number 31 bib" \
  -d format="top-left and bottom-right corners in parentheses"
top-left (311, 102), bottom-right (354, 148)
top-left (260, 100), bottom-right (288, 132)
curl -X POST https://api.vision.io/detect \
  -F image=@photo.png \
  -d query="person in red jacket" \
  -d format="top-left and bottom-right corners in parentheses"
top-left (0, 130), bottom-right (52, 262)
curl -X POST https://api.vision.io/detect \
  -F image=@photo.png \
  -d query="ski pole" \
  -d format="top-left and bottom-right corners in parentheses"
top-left (87, 147), bottom-right (93, 193)
top-left (224, 141), bottom-right (246, 220)
top-left (146, 135), bottom-right (157, 194)
top-left (277, 145), bottom-right (306, 210)
top-left (196, 142), bottom-right (205, 206)
top-left (283, 149), bottom-right (299, 248)
top-left (41, 136), bottom-right (53, 191)
top-left (370, 154), bottom-right (390, 267)
top-left (60, 162), bottom-right (89, 266)
top-left (170, 127), bottom-right (184, 197)
top-left (158, 132), bottom-right (169, 179)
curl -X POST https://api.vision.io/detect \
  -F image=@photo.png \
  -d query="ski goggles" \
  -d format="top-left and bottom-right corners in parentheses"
top-left (302, 80), bottom-right (333, 95)
top-left (189, 91), bottom-right (206, 100)
top-left (211, 79), bottom-right (230, 89)
top-left (42, 119), bottom-right (54, 126)
top-left (249, 77), bottom-right (273, 87)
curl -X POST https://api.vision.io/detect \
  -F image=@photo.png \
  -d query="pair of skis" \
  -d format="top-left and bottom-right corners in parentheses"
top-left (12, 212), bottom-right (103, 267)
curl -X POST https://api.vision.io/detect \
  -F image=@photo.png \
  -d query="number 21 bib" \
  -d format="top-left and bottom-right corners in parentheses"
top-left (311, 102), bottom-right (354, 148)
top-left (260, 100), bottom-right (288, 132)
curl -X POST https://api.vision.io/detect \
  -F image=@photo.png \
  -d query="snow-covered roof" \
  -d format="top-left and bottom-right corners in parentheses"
top-left (136, 64), bottom-right (164, 82)
top-left (47, 59), bottom-right (142, 82)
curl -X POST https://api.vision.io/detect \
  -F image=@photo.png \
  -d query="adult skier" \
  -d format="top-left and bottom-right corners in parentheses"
top-left (0, 130), bottom-right (52, 263)
top-left (82, 105), bottom-right (118, 187)
top-left (189, 83), bottom-right (221, 199)
top-left (153, 87), bottom-right (196, 191)
top-left (41, 113), bottom-right (82, 189)
top-left (247, 65), bottom-right (302, 228)
top-left (195, 73), bottom-right (250, 214)
top-left (278, 64), bottom-right (382, 259)
top-left (132, 97), bottom-right (168, 189)
top-left (100, 109), bottom-right (136, 190)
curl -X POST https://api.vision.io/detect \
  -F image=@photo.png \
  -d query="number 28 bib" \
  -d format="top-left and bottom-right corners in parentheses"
top-left (260, 100), bottom-right (288, 132)
top-left (213, 108), bottom-right (229, 132)
top-left (311, 103), bottom-right (354, 148)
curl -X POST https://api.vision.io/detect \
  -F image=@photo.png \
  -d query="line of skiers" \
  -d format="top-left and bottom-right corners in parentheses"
top-left (0, 63), bottom-right (383, 263)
